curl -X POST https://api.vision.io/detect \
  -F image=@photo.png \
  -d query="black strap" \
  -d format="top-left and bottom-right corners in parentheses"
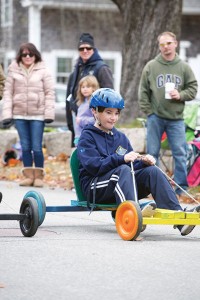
top-left (87, 177), bottom-right (98, 214)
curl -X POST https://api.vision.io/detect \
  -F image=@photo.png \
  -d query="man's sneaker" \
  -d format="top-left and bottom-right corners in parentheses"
top-left (177, 205), bottom-right (200, 236)
top-left (139, 199), bottom-right (157, 217)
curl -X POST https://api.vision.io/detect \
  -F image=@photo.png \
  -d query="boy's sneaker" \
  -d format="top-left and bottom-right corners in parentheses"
top-left (139, 199), bottom-right (157, 217)
top-left (177, 205), bottom-right (200, 236)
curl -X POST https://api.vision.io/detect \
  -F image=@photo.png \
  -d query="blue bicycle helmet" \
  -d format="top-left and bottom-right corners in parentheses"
top-left (90, 88), bottom-right (125, 109)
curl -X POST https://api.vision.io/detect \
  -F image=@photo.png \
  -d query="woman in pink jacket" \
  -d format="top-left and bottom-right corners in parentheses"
top-left (0, 64), bottom-right (5, 100)
top-left (2, 43), bottom-right (55, 187)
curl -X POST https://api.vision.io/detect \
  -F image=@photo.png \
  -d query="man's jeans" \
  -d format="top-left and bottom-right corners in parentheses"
top-left (147, 114), bottom-right (188, 194)
top-left (15, 119), bottom-right (45, 167)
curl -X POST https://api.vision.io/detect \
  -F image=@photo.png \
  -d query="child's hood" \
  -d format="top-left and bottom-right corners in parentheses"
top-left (81, 124), bottom-right (117, 136)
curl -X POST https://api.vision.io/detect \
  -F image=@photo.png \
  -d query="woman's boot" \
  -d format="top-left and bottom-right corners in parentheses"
top-left (34, 168), bottom-right (45, 187)
top-left (19, 168), bottom-right (34, 186)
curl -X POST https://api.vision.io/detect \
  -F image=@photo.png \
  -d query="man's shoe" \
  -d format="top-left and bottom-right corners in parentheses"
top-left (177, 205), bottom-right (200, 236)
top-left (139, 199), bottom-right (157, 217)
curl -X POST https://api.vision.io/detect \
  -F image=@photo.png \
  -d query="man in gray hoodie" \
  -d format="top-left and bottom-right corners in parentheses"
top-left (138, 31), bottom-right (198, 200)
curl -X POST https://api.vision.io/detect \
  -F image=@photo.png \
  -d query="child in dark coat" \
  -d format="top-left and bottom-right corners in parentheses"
top-left (77, 88), bottom-right (200, 236)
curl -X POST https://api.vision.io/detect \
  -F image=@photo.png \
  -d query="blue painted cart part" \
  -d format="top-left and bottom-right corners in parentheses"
top-left (70, 200), bottom-right (117, 209)
top-left (46, 200), bottom-right (118, 213)
top-left (46, 206), bottom-right (90, 212)
top-left (71, 200), bottom-right (83, 206)
top-left (23, 190), bottom-right (46, 226)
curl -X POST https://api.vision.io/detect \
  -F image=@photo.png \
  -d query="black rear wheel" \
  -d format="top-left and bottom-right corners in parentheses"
top-left (111, 210), bottom-right (116, 222)
top-left (19, 197), bottom-right (39, 237)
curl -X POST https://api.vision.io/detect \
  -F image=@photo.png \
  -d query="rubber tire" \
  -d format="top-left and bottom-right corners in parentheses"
top-left (141, 225), bottom-right (147, 232)
top-left (111, 210), bottom-right (116, 222)
top-left (23, 191), bottom-right (46, 226)
top-left (115, 201), bottom-right (143, 241)
top-left (19, 197), bottom-right (39, 237)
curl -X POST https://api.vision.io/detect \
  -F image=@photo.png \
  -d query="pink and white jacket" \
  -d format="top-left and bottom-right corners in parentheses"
top-left (2, 60), bottom-right (55, 121)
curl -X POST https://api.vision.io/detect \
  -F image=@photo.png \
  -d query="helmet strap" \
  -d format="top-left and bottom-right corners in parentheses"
top-left (96, 107), bottom-right (101, 126)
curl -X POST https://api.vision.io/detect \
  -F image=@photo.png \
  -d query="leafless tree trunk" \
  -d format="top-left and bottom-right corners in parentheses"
top-left (112, 0), bottom-right (182, 123)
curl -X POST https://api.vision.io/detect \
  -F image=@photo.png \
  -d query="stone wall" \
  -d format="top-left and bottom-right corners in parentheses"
top-left (43, 131), bottom-right (72, 156)
top-left (119, 128), bottom-right (146, 153)
top-left (0, 127), bottom-right (174, 173)
top-left (0, 128), bottom-right (172, 172)
top-left (0, 130), bottom-right (72, 157)
top-left (0, 131), bottom-right (19, 156)
top-left (0, 128), bottom-right (146, 156)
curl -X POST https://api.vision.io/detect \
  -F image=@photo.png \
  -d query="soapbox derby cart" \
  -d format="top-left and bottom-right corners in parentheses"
top-left (1, 149), bottom-right (200, 240)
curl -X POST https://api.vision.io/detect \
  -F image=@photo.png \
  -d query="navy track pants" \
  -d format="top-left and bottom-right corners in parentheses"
top-left (87, 164), bottom-right (182, 211)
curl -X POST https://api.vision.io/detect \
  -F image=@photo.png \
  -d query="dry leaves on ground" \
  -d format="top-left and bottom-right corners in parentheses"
top-left (0, 152), bottom-right (74, 190)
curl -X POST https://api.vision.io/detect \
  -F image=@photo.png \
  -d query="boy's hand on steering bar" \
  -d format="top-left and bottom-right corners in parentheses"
top-left (141, 154), bottom-right (156, 165)
top-left (124, 151), bottom-right (140, 163)
top-left (124, 152), bottom-right (156, 165)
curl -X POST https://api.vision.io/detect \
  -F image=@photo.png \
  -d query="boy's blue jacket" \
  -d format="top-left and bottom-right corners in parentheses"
top-left (77, 124), bottom-right (145, 193)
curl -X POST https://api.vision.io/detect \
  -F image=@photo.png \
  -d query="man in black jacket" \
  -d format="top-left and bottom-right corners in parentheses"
top-left (66, 33), bottom-right (114, 146)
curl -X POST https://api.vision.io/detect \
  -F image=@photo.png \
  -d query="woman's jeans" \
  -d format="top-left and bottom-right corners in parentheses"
top-left (15, 119), bottom-right (45, 168)
top-left (147, 114), bottom-right (188, 194)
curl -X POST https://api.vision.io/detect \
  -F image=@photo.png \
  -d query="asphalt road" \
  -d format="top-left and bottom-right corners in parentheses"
top-left (0, 181), bottom-right (200, 300)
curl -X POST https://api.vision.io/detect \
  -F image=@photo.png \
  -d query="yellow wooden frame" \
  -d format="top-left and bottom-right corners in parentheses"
top-left (143, 208), bottom-right (200, 225)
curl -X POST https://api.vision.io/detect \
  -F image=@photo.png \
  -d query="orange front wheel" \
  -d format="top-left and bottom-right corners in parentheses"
top-left (116, 201), bottom-right (142, 241)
